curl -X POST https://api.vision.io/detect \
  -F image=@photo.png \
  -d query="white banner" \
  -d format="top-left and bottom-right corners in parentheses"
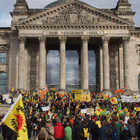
top-left (121, 95), bottom-right (140, 102)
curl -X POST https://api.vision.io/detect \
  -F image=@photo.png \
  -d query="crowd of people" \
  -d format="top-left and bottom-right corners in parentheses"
top-left (0, 92), bottom-right (140, 140)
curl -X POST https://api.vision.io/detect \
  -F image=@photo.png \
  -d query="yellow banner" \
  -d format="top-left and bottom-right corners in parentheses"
top-left (75, 94), bottom-right (81, 101)
top-left (72, 89), bottom-right (83, 94)
top-left (80, 94), bottom-right (91, 102)
top-left (51, 88), bottom-right (55, 91)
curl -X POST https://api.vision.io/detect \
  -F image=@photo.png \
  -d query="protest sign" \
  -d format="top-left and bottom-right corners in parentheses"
top-left (81, 109), bottom-right (87, 114)
top-left (80, 94), bottom-right (91, 102)
top-left (42, 106), bottom-right (50, 111)
top-left (87, 108), bottom-right (94, 115)
top-left (75, 94), bottom-right (81, 101)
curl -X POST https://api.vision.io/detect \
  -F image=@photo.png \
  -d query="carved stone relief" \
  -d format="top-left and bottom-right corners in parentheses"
top-left (42, 5), bottom-right (114, 25)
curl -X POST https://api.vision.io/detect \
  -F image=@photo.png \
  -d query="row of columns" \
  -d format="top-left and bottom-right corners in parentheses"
top-left (18, 36), bottom-right (130, 93)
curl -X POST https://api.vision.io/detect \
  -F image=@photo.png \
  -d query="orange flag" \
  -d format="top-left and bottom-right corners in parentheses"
top-left (75, 104), bottom-right (79, 113)
top-left (40, 94), bottom-right (44, 100)
top-left (42, 84), bottom-right (48, 95)
top-left (115, 86), bottom-right (127, 94)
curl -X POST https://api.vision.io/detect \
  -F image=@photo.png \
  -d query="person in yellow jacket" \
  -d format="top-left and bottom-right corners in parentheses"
top-left (95, 118), bottom-right (102, 128)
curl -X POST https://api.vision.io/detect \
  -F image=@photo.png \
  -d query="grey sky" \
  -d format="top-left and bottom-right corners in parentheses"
top-left (0, 0), bottom-right (140, 27)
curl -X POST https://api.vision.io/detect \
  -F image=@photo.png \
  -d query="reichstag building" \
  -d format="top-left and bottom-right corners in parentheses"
top-left (0, 0), bottom-right (140, 95)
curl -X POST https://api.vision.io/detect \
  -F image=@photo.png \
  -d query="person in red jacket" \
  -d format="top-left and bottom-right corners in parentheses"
top-left (54, 118), bottom-right (65, 140)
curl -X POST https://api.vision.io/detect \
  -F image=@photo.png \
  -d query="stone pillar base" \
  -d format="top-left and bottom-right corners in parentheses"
top-left (124, 89), bottom-right (133, 96)
top-left (132, 91), bottom-right (139, 95)
top-left (58, 89), bottom-right (67, 93)
top-left (103, 89), bottom-right (112, 97)
top-left (83, 89), bottom-right (89, 94)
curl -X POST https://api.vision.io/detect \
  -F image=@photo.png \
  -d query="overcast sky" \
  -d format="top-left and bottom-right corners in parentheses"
top-left (0, 0), bottom-right (140, 27)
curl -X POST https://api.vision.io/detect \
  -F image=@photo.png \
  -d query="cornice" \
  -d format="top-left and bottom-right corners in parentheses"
top-left (0, 29), bottom-right (16, 37)
top-left (115, 11), bottom-right (135, 16)
top-left (11, 12), bottom-right (28, 16)
top-left (130, 30), bottom-right (140, 38)
top-left (16, 24), bottom-right (134, 30)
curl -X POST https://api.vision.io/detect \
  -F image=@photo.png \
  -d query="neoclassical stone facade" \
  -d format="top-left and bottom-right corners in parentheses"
top-left (0, 0), bottom-right (140, 95)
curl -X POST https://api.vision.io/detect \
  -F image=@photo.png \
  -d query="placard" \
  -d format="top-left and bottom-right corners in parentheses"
top-left (42, 106), bottom-right (50, 111)
top-left (87, 108), bottom-right (94, 115)
top-left (51, 88), bottom-right (55, 91)
top-left (80, 94), bottom-right (91, 102)
top-left (81, 109), bottom-right (87, 114)
top-left (75, 94), bottom-right (81, 101)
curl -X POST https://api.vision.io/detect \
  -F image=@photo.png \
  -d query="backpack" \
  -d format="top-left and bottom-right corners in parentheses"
top-left (128, 125), bottom-right (136, 137)
top-left (111, 129), bottom-right (118, 140)
top-left (83, 128), bottom-right (89, 138)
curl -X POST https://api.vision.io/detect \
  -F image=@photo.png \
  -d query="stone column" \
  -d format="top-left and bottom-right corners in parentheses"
top-left (59, 36), bottom-right (67, 92)
top-left (100, 45), bottom-right (103, 92)
top-left (122, 36), bottom-right (132, 95)
top-left (102, 36), bottom-right (110, 93)
top-left (18, 37), bottom-right (26, 90)
top-left (119, 42), bottom-right (124, 88)
top-left (38, 36), bottom-right (46, 90)
top-left (81, 36), bottom-right (89, 92)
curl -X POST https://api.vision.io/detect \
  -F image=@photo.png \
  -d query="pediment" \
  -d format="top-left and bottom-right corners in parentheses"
top-left (15, 0), bottom-right (134, 29)
top-left (0, 44), bottom-right (10, 51)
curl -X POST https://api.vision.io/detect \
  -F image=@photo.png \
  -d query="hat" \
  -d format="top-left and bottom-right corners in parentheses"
top-left (46, 119), bottom-right (52, 123)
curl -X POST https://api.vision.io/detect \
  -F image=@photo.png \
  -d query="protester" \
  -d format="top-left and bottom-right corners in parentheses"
top-left (99, 120), bottom-right (108, 140)
top-left (90, 119), bottom-right (99, 140)
top-left (120, 122), bottom-right (129, 140)
top-left (138, 122), bottom-right (140, 140)
top-left (27, 120), bottom-right (32, 140)
top-left (83, 119), bottom-right (89, 140)
top-left (72, 118), bottom-right (84, 140)
top-left (36, 119), bottom-right (55, 140)
top-left (54, 118), bottom-right (65, 140)
top-left (38, 132), bottom-right (47, 140)
top-left (64, 122), bottom-right (72, 140)
top-left (112, 115), bottom-right (122, 139)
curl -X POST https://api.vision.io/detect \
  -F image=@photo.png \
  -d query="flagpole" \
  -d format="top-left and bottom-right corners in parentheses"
top-left (2, 94), bottom-right (22, 122)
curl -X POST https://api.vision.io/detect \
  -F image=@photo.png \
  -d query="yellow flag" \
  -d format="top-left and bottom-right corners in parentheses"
top-left (11, 87), bottom-right (14, 92)
top-left (96, 102), bottom-right (100, 107)
top-left (95, 107), bottom-right (102, 116)
top-left (2, 94), bottom-right (28, 140)
top-left (133, 96), bottom-right (137, 100)
top-left (134, 107), bottom-right (140, 111)
top-left (110, 97), bottom-right (118, 104)
top-left (48, 108), bottom-right (50, 115)
top-left (104, 94), bottom-right (108, 100)
top-left (30, 106), bottom-right (32, 115)
top-left (67, 107), bottom-right (70, 115)
top-left (123, 107), bottom-right (128, 112)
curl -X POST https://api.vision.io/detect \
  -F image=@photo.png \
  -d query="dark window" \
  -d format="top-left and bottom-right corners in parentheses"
top-left (47, 48), bottom-right (60, 91)
top-left (0, 53), bottom-right (6, 63)
top-left (0, 72), bottom-right (7, 94)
